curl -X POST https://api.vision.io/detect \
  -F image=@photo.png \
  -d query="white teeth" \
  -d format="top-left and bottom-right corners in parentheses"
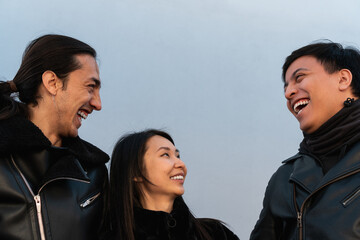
top-left (170, 175), bottom-right (184, 180)
top-left (77, 111), bottom-right (87, 120)
top-left (293, 100), bottom-right (309, 113)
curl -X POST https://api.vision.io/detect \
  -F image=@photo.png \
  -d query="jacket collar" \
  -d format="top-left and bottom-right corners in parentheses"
top-left (134, 197), bottom-right (191, 238)
top-left (288, 142), bottom-right (360, 193)
top-left (0, 115), bottom-right (109, 166)
top-left (13, 148), bottom-right (91, 194)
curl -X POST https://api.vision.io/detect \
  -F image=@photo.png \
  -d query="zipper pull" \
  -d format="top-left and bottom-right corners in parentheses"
top-left (80, 192), bottom-right (101, 208)
top-left (34, 195), bottom-right (41, 213)
top-left (297, 212), bottom-right (302, 228)
top-left (34, 195), bottom-right (46, 240)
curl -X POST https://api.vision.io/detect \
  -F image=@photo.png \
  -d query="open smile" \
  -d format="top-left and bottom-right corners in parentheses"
top-left (77, 110), bottom-right (89, 122)
top-left (293, 99), bottom-right (309, 114)
top-left (170, 174), bottom-right (184, 180)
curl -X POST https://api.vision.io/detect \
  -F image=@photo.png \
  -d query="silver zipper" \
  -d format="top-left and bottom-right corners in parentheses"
top-left (293, 167), bottom-right (360, 240)
top-left (80, 192), bottom-right (101, 208)
top-left (10, 155), bottom-right (91, 239)
top-left (11, 156), bottom-right (46, 240)
top-left (342, 188), bottom-right (360, 206)
top-left (34, 195), bottom-right (46, 240)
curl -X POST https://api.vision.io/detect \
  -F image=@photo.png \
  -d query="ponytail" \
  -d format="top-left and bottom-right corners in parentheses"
top-left (0, 80), bottom-right (25, 120)
top-left (0, 34), bottom-right (96, 120)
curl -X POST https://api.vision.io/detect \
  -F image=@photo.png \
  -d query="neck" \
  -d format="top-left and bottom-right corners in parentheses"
top-left (141, 194), bottom-right (175, 213)
top-left (28, 105), bottom-right (62, 147)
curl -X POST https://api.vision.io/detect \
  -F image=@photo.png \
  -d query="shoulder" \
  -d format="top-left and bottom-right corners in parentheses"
top-left (260, 153), bottom-right (305, 199)
top-left (197, 218), bottom-right (239, 240)
top-left (62, 136), bottom-right (109, 167)
top-left (270, 153), bottom-right (303, 180)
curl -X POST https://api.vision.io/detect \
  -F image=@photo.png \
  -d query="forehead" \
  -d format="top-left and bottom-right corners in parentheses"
top-left (75, 54), bottom-right (99, 74)
top-left (146, 135), bottom-right (175, 151)
top-left (70, 54), bottom-right (100, 85)
top-left (285, 55), bottom-right (324, 81)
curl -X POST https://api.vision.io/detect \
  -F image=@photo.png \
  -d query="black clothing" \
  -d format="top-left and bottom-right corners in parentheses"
top-left (250, 101), bottom-right (360, 240)
top-left (134, 198), bottom-right (239, 240)
top-left (0, 115), bottom-right (109, 240)
top-left (299, 100), bottom-right (360, 173)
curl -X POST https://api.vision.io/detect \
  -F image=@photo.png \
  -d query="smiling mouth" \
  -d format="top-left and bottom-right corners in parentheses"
top-left (293, 99), bottom-right (309, 114)
top-left (77, 110), bottom-right (88, 122)
top-left (170, 175), bottom-right (184, 180)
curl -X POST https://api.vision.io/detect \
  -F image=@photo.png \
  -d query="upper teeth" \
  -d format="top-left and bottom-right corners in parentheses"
top-left (171, 175), bottom-right (184, 180)
top-left (294, 100), bottom-right (309, 113)
top-left (78, 111), bottom-right (87, 120)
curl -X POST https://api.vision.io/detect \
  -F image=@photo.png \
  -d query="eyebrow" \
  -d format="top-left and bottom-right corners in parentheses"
top-left (284, 67), bottom-right (309, 88)
top-left (157, 147), bottom-right (180, 153)
top-left (91, 77), bottom-right (101, 88)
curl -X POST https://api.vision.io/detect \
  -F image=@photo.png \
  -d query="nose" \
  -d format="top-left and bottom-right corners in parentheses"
top-left (90, 90), bottom-right (102, 111)
top-left (284, 82), bottom-right (297, 100)
top-left (175, 158), bottom-right (186, 169)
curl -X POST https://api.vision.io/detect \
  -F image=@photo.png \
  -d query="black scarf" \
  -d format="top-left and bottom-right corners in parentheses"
top-left (299, 99), bottom-right (360, 173)
top-left (0, 114), bottom-right (109, 166)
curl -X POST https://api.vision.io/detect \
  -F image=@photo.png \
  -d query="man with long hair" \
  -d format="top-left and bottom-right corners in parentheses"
top-left (0, 34), bottom-right (109, 240)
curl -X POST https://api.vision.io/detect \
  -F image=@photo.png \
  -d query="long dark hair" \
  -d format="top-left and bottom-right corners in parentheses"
top-left (0, 34), bottom-right (96, 119)
top-left (109, 129), bottom-right (213, 240)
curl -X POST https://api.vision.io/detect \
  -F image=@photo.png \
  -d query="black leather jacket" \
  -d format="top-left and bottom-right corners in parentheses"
top-left (250, 142), bottom-right (360, 240)
top-left (0, 115), bottom-right (109, 240)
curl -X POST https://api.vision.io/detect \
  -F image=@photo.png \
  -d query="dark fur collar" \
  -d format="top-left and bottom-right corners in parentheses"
top-left (0, 115), bottom-right (109, 165)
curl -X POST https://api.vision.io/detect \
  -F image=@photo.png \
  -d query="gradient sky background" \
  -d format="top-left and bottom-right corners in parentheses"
top-left (2, 0), bottom-right (360, 239)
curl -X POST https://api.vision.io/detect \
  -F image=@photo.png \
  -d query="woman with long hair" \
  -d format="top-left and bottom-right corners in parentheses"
top-left (108, 129), bottom-right (239, 240)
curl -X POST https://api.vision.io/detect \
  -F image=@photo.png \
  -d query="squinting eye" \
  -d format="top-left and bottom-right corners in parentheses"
top-left (161, 153), bottom-right (169, 157)
top-left (295, 74), bottom-right (304, 82)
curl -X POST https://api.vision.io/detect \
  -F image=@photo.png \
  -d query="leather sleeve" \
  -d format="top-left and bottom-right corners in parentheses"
top-left (250, 171), bottom-right (283, 240)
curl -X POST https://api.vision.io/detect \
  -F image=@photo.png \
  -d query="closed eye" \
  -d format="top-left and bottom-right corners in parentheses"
top-left (88, 84), bottom-right (95, 93)
top-left (295, 74), bottom-right (305, 82)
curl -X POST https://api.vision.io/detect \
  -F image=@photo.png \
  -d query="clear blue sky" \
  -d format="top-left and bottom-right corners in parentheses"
top-left (2, 0), bottom-right (360, 238)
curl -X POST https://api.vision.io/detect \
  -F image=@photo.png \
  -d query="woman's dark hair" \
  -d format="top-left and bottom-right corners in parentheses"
top-left (282, 41), bottom-right (360, 97)
top-left (0, 34), bottom-right (96, 119)
top-left (109, 129), bottom-right (213, 240)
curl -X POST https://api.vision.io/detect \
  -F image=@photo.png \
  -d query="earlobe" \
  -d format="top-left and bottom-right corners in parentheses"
top-left (338, 69), bottom-right (353, 91)
top-left (42, 71), bottom-right (61, 96)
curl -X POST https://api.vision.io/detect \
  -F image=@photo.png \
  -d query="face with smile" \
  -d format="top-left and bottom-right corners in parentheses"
top-left (284, 55), bottom-right (351, 134)
top-left (140, 135), bottom-right (187, 203)
top-left (53, 54), bottom-right (101, 139)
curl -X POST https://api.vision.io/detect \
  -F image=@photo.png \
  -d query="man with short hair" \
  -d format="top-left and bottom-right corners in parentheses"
top-left (250, 42), bottom-right (360, 239)
top-left (0, 34), bottom-right (109, 240)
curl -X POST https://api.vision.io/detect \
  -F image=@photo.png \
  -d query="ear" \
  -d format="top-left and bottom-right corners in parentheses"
top-left (133, 177), bottom-right (143, 183)
top-left (338, 69), bottom-right (353, 91)
top-left (42, 71), bottom-right (63, 96)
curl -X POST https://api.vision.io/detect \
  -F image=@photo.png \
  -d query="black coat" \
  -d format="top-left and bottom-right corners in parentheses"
top-left (250, 142), bottom-right (360, 240)
top-left (0, 115), bottom-right (109, 240)
top-left (134, 198), bottom-right (239, 240)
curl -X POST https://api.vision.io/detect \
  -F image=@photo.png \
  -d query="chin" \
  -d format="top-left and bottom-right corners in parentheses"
top-left (66, 128), bottom-right (79, 138)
